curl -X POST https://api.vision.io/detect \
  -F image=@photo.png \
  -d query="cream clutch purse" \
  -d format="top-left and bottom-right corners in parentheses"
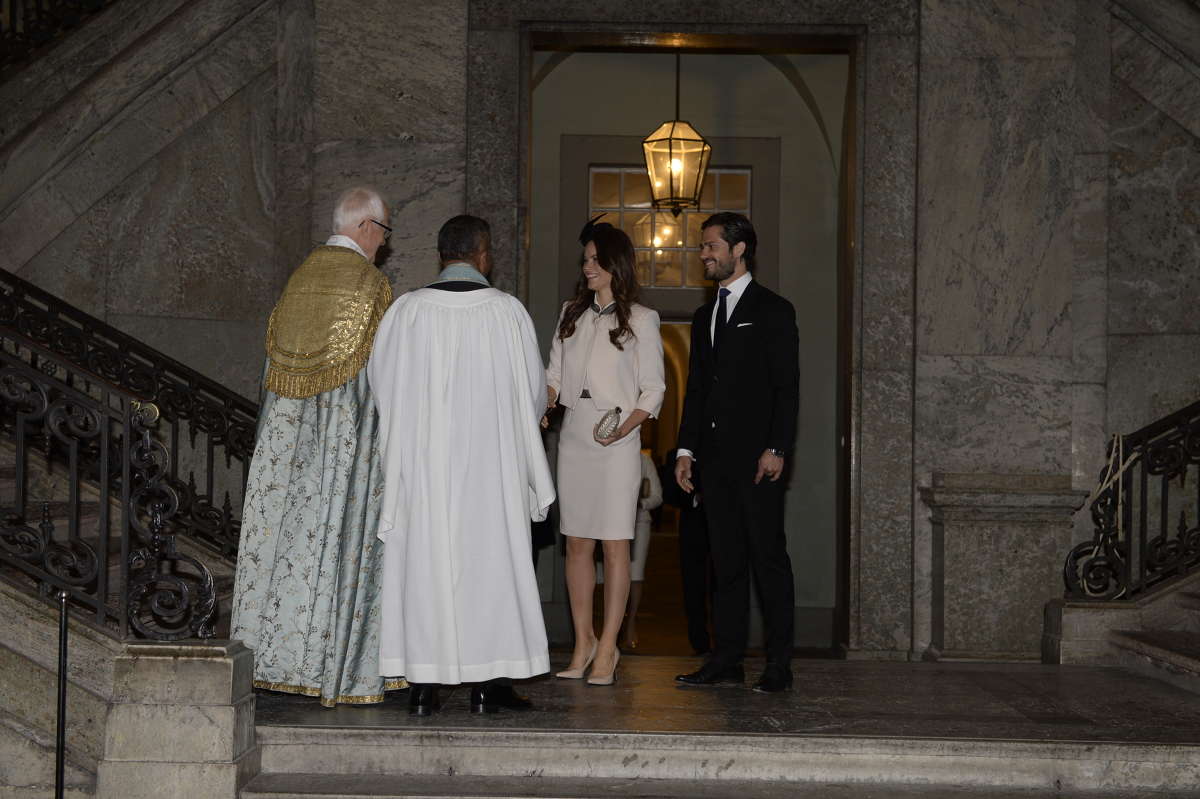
top-left (595, 406), bottom-right (622, 439)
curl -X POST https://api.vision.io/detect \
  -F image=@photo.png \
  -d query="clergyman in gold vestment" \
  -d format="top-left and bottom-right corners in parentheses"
top-left (230, 186), bottom-right (405, 706)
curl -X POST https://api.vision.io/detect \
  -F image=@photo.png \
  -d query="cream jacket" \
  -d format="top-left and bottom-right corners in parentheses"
top-left (546, 301), bottom-right (665, 417)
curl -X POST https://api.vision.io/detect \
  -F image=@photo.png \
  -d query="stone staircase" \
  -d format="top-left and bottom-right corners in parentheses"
top-left (239, 726), bottom-right (1200, 798)
top-left (0, 439), bottom-right (238, 796)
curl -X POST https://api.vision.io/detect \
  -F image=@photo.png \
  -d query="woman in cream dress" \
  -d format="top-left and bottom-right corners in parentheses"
top-left (545, 220), bottom-right (665, 685)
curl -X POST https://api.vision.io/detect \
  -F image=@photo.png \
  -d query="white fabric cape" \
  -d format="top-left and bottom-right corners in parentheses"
top-left (368, 287), bottom-right (555, 683)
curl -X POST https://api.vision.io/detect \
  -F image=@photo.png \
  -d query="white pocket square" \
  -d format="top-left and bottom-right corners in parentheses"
top-left (736, 322), bottom-right (754, 328)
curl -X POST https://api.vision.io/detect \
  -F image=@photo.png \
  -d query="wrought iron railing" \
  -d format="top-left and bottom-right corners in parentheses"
top-left (0, 268), bottom-right (256, 561)
top-left (0, 341), bottom-right (215, 638)
top-left (0, 0), bottom-right (116, 74)
top-left (1064, 398), bottom-right (1200, 600)
top-left (0, 267), bottom-right (256, 638)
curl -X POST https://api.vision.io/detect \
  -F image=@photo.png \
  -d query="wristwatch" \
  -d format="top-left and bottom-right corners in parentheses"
top-left (768, 448), bottom-right (785, 458)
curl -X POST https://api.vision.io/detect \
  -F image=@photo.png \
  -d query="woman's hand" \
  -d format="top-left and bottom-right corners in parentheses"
top-left (594, 408), bottom-right (650, 446)
top-left (593, 423), bottom-right (627, 447)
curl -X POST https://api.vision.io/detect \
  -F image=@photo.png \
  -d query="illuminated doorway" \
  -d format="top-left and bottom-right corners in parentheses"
top-left (530, 44), bottom-right (853, 656)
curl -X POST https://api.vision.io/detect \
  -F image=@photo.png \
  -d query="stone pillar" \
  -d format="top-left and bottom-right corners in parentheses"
top-left (96, 642), bottom-right (259, 799)
top-left (920, 474), bottom-right (1086, 660)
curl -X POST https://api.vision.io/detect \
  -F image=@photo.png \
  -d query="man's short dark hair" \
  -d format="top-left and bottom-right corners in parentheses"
top-left (701, 212), bottom-right (757, 273)
top-left (438, 215), bottom-right (491, 262)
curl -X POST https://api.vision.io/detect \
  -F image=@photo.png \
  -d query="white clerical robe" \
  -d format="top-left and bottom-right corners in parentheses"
top-left (368, 286), bottom-right (555, 684)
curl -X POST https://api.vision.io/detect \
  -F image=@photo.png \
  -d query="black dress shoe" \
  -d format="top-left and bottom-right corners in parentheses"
top-left (409, 683), bottom-right (439, 715)
top-left (752, 664), bottom-right (793, 693)
top-left (470, 683), bottom-right (534, 714)
top-left (675, 662), bottom-right (744, 686)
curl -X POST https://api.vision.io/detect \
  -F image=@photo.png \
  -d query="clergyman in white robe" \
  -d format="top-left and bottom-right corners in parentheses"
top-left (368, 276), bottom-right (555, 685)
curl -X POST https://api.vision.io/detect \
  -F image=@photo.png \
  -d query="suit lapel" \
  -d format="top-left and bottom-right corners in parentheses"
top-left (715, 280), bottom-right (761, 367)
top-left (725, 279), bottom-right (761, 329)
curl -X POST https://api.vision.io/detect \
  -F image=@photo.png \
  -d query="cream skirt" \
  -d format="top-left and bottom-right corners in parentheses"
top-left (556, 403), bottom-right (640, 541)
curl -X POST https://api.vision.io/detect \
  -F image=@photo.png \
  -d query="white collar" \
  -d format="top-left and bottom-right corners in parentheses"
top-left (326, 234), bottom-right (368, 260)
top-left (719, 271), bottom-right (753, 299)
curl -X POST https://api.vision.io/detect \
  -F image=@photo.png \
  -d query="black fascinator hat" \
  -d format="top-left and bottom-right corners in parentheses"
top-left (578, 213), bottom-right (615, 245)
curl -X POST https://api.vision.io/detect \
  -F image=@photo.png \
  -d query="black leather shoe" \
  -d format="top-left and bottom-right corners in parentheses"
top-left (409, 684), bottom-right (439, 716)
top-left (675, 662), bottom-right (744, 686)
top-left (752, 664), bottom-right (793, 693)
top-left (470, 683), bottom-right (534, 713)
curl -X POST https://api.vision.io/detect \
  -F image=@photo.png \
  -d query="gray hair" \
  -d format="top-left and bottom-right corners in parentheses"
top-left (332, 186), bottom-right (388, 234)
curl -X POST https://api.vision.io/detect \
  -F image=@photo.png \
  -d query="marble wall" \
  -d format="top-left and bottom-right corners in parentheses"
top-left (1107, 6), bottom-right (1200, 436)
top-left (309, 0), bottom-right (467, 294)
top-left (911, 0), bottom-right (1119, 660)
top-left (0, 0), bottom-right (280, 400)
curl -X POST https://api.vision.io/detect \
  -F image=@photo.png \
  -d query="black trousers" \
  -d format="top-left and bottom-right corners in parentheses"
top-left (700, 459), bottom-right (795, 667)
top-left (677, 499), bottom-right (712, 655)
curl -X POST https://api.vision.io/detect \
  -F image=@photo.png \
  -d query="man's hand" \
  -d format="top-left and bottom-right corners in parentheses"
top-left (675, 455), bottom-right (695, 493)
top-left (755, 450), bottom-right (784, 484)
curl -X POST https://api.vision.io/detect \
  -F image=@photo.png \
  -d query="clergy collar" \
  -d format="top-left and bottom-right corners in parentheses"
top-left (590, 300), bottom-right (617, 315)
top-left (433, 261), bottom-right (490, 286)
top-left (325, 234), bottom-right (368, 260)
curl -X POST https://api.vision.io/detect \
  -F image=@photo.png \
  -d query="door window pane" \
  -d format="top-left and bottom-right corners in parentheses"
top-left (589, 166), bottom-right (750, 289)
top-left (591, 171), bottom-right (621, 208)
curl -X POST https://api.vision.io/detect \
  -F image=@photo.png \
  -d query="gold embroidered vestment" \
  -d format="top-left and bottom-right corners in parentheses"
top-left (265, 245), bottom-right (393, 398)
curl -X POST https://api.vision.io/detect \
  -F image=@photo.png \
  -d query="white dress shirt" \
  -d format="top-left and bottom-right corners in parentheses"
top-left (679, 272), bottom-right (754, 463)
top-left (708, 271), bottom-right (753, 344)
top-left (326, 234), bottom-right (368, 259)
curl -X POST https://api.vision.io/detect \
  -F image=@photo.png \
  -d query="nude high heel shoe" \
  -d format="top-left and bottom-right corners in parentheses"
top-left (555, 640), bottom-right (598, 679)
top-left (587, 649), bottom-right (621, 686)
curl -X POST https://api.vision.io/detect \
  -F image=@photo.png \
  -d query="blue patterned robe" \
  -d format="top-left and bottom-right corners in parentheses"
top-left (230, 365), bottom-right (404, 705)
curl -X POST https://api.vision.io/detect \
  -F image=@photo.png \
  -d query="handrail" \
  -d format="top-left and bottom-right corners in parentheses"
top-left (1064, 398), bottom-right (1200, 600)
top-left (0, 0), bottom-right (120, 76)
top-left (0, 267), bottom-right (257, 560)
top-left (0, 338), bottom-right (217, 639)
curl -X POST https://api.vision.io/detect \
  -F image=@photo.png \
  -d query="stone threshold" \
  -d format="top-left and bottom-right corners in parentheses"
top-left (240, 771), bottom-right (1179, 799)
top-left (255, 725), bottom-right (1200, 794)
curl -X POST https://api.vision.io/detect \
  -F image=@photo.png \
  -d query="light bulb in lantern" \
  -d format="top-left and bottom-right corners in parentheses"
top-left (670, 158), bottom-right (683, 173)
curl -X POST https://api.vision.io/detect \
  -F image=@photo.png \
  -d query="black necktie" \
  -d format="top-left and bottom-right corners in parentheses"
top-left (713, 287), bottom-right (731, 354)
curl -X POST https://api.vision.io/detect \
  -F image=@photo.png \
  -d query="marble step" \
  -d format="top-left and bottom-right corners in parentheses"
top-left (254, 726), bottom-right (1200, 794)
top-left (238, 771), bottom-right (1176, 799)
top-left (1112, 629), bottom-right (1200, 695)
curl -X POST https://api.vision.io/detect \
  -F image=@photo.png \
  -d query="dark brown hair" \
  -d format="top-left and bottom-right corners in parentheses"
top-left (702, 211), bottom-right (757, 273)
top-left (557, 225), bottom-right (639, 350)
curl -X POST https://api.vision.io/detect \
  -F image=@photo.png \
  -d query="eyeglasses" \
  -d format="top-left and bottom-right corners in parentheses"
top-left (361, 218), bottom-right (393, 240)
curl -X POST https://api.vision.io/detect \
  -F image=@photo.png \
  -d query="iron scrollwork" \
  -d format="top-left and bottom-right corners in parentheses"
top-left (126, 402), bottom-right (216, 640)
top-left (1065, 400), bottom-right (1200, 600)
top-left (0, 268), bottom-right (256, 559)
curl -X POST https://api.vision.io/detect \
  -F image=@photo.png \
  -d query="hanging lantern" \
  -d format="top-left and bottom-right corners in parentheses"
top-left (642, 54), bottom-right (712, 217)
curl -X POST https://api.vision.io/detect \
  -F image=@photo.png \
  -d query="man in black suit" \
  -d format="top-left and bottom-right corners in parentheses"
top-left (673, 212), bottom-right (799, 693)
top-left (660, 449), bottom-right (712, 656)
